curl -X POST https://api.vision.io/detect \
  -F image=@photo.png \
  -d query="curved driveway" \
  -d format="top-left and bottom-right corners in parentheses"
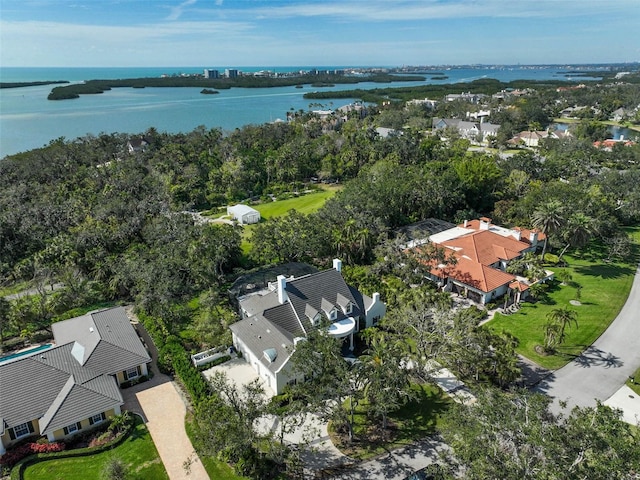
top-left (535, 264), bottom-right (640, 413)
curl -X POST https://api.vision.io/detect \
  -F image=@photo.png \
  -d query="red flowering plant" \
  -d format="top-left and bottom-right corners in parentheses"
top-left (0, 441), bottom-right (65, 468)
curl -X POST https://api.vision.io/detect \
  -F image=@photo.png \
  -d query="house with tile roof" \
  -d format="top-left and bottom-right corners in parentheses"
top-left (0, 307), bottom-right (150, 455)
top-left (423, 218), bottom-right (552, 305)
top-left (230, 260), bottom-right (385, 395)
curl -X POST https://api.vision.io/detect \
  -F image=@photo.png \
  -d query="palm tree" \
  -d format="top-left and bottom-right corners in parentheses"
top-left (532, 200), bottom-right (565, 258)
top-left (558, 212), bottom-right (596, 261)
top-left (546, 307), bottom-right (578, 347)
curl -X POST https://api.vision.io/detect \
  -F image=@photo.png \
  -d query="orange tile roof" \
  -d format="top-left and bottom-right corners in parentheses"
top-left (441, 230), bottom-right (528, 266)
top-left (458, 219), bottom-right (546, 243)
top-left (430, 253), bottom-right (515, 292)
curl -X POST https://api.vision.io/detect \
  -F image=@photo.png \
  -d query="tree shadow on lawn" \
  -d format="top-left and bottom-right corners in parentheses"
top-left (573, 263), bottom-right (635, 280)
top-left (336, 385), bottom-right (449, 460)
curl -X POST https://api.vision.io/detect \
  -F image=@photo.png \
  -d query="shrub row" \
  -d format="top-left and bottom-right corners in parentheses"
top-left (0, 442), bottom-right (65, 468)
top-left (135, 310), bottom-right (211, 405)
top-left (10, 417), bottom-right (135, 480)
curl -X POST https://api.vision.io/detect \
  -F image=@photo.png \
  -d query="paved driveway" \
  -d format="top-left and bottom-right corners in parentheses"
top-left (535, 264), bottom-right (640, 414)
top-left (122, 372), bottom-right (209, 479)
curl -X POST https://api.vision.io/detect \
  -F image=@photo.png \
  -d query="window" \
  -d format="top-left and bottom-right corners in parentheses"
top-left (345, 303), bottom-right (352, 314)
top-left (89, 413), bottom-right (106, 425)
top-left (12, 422), bottom-right (30, 439)
top-left (125, 366), bottom-right (139, 380)
top-left (65, 423), bottom-right (79, 434)
top-left (311, 313), bottom-right (321, 327)
top-left (329, 309), bottom-right (337, 321)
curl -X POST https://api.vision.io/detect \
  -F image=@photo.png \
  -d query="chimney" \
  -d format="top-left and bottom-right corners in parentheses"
top-left (333, 258), bottom-right (342, 272)
top-left (529, 230), bottom-right (538, 245)
top-left (463, 219), bottom-right (468, 228)
top-left (513, 227), bottom-right (522, 241)
top-left (479, 217), bottom-right (491, 230)
top-left (277, 275), bottom-right (288, 304)
top-left (372, 292), bottom-right (380, 304)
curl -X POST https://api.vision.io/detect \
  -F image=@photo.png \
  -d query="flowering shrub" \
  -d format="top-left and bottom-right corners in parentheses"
top-left (88, 431), bottom-right (115, 448)
top-left (0, 441), bottom-right (65, 468)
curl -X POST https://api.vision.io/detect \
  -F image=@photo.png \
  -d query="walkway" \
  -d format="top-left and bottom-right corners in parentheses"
top-left (534, 264), bottom-right (640, 419)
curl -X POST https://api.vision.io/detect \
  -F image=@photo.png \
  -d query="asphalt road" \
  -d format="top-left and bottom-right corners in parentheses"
top-left (535, 264), bottom-right (640, 413)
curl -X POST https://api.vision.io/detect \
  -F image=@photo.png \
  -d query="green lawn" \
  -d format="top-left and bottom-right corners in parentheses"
top-left (330, 383), bottom-right (451, 460)
top-left (23, 416), bottom-right (167, 480)
top-left (239, 185), bottom-right (340, 256)
top-left (253, 186), bottom-right (340, 219)
top-left (487, 230), bottom-right (639, 370)
top-left (627, 366), bottom-right (640, 396)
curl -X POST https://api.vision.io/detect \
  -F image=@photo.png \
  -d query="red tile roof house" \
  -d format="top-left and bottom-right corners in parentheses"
top-left (421, 218), bottom-right (552, 305)
top-left (0, 307), bottom-right (150, 456)
top-left (230, 259), bottom-right (386, 396)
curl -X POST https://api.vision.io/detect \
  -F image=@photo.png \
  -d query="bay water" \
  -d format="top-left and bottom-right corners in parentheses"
top-left (0, 66), bottom-right (601, 158)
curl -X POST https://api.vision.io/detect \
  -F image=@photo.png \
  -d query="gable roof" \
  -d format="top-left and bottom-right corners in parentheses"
top-left (234, 266), bottom-right (369, 374)
top-left (1, 307), bottom-right (148, 434)
top-left (52, 307), bottom-right (150, 375)
top-left (0, 342), bottom-right (123, 434)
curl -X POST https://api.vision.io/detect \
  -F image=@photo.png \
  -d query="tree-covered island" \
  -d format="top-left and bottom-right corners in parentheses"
top-left (46, 73), bottom-right (425, 100)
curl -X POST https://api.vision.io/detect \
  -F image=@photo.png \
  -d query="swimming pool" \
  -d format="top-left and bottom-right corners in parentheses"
top-left (0, 343), bottom-right (53, 364)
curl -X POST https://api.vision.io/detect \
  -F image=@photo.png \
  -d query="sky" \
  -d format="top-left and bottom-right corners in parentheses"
top-left (0, 0), bottom-right (639, 68)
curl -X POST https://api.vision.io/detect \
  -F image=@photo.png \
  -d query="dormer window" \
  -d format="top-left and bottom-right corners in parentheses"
top-left (312, 313), bottom-right (321, 326)
top-left (329, 308), bottom-right (337, 321)
top-left (344, 303), bottom-right (352, 315)
top-left (305, 304), bottom-right (321, 326)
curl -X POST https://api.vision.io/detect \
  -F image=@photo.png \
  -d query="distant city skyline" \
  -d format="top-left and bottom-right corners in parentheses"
top-left (1, 0), bottom-right (639, 68)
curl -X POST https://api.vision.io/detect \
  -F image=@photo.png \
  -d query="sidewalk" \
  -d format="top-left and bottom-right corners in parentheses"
top-left (604, 385), bottom-right (640, 425)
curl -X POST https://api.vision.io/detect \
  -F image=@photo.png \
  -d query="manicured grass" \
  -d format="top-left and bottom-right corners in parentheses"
top-left (253, 185), bottom-right (340, 219)
top-left (487, 230), bottom-right (639, 370)
top-left (330, 383), bottom-right (451, 460)
top-left (240, 185), bottom-right (340, 256)
top-left (0, 280), bottom-right (31, 297)
top-left (627, 366), bottom-right (640, 396)
top-left (23, 416), bottom-right (167, 480)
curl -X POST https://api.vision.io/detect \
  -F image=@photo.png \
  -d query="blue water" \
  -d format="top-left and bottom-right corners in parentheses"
top-left (0, 343), bottom-right (53, 364)
top-left (0, 66), bottom-right (603, 158)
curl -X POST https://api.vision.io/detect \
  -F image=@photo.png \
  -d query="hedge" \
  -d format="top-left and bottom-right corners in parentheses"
top-left (10, 417), bottom-right (135, 480)
top-left (135, 309), bottom-right (211, 405)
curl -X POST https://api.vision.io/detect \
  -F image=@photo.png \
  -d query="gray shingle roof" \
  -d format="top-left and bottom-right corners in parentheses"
top-left (232, 267), bottom-right (366, 374)
top-left (230, 314), bottom-right (293, 373)
top-left (52, 307), bottom-right (150, 372)
top-left (0, 307), bottom-right (147, 434)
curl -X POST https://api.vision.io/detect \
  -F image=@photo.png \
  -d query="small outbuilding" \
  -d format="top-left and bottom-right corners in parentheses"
top-left (227, 204), bottom-right (260, 225)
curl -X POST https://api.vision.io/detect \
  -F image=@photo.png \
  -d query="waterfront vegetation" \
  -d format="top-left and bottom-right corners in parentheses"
top-left (2, 73), bottom-right (640, 478)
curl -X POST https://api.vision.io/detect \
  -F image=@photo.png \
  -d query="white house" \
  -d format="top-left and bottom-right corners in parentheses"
top-left (227, 204), bottom-right (260, 225)
top-left (230, 259), bottom-right (386, 395)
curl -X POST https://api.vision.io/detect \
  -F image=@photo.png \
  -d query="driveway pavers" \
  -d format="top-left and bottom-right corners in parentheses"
top-left (123, 375), bottom-right (208, 480)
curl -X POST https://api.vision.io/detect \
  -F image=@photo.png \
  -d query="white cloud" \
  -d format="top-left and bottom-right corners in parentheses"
top-left (167, 0), bottom-right (198, 21)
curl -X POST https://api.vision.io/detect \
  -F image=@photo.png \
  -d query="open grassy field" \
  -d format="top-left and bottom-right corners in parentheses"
top-left (487, 228), bottom-right (640, 370)
top-left (239, 185), bottom-right (341, 256)
top-left (23, 416), bottom-right (167, 480)
top-left (330, 383), bottom-right (451, 460)
top-left (253, 185), bottom-right (340, 218)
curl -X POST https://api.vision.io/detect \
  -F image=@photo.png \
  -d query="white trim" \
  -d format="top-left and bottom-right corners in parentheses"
top-left (12, 422), bottom-right (30, 439)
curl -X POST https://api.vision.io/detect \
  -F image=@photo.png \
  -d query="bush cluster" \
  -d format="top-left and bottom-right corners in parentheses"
top-left (0, 442), bottom-right (65, 468)
top-left (136, 310), bottom-right (211, 405)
